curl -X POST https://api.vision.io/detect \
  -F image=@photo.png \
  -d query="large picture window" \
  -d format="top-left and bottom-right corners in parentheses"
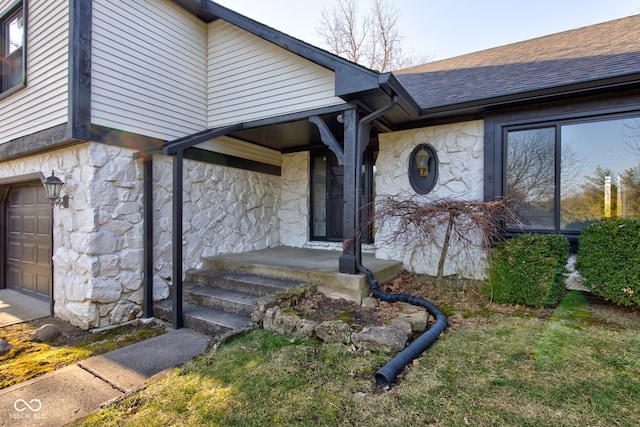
top-left (505, 115), bottom-right (640, 234)
top-left (1, 1), bottom-right (26, 96)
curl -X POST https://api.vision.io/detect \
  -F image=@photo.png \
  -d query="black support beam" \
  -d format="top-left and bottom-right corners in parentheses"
top-left (309, 115), bottom-right (344, 165)
top-left (172, 150), bottom-right (184, 329)
top-left (143, 156), bottom-right (154, 318)
top-left (339, 108), bottom-right (358, 274)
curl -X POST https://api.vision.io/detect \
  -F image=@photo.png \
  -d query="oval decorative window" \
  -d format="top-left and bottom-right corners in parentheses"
top-left (408, 144), bottom-right (438, 194)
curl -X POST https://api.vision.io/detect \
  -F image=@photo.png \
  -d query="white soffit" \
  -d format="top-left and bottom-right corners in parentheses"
top-left (196, 136), bottom-right (282, 167)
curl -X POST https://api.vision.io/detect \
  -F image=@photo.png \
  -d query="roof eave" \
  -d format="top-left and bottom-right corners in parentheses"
top-left (379, 73), bottom-right (421, 118)
top-left (416, 74), bottom-right (640, 120)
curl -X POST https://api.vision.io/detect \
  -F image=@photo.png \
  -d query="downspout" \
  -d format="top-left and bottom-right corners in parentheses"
top-left (360, 267), bottom-right (448, 387)
top-left (354, 96), bottom-right (448, 388)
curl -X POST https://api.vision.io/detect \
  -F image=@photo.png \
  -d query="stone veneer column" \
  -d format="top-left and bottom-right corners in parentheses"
top-left (51, 142), bottom-right (146, 329)
top-left (278, 152), bottom-right (310, 247)
top-left (0, 142), bottom-right (146, 329)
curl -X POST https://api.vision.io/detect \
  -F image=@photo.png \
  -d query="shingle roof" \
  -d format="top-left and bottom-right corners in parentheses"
top-left (394, 14), bottom-right (640, 112)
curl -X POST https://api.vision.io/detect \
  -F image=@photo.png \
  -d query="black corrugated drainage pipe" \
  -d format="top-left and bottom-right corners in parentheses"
top-left (358, 265), bottom-right (448, 388)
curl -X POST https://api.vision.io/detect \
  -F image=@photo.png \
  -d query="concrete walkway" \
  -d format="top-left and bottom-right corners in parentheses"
top-left (0, 290), bottom-right (50, 328)
top-left (0, 328), bottom-right (212, 426)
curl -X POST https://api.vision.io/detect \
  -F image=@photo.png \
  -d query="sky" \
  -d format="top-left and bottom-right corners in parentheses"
top-left (215, 0), bottom-right (640, 62)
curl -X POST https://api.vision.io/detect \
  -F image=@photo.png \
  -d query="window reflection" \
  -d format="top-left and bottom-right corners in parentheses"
top-left (506, 127), bottom-right (556, 230)
top-left (8, 10), bottom-right (23, 54)
top-left (505, 116), bottom-right (640, 233)
top-left (561, 118), bottom-right (640, 229)
top-left (2, 5), bottom-right (25, 92)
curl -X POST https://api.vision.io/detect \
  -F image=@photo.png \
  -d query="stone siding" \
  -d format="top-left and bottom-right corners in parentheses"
top-left (1, 143), bottom-right (282, 329)
top-left (375, 121), bottom-right (486, 278)
top-left (152, 156), bottom-right (282, 296)
top-left (0, 143), bottom-right (145, 329)
top-left (0, 119), bottom-right (486, 328)
top-left (278, 152), bottom-right (309, 247)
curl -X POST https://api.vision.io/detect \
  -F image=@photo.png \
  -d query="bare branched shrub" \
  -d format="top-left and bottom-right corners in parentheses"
top-left (365, 196), bottom-right (517, 284)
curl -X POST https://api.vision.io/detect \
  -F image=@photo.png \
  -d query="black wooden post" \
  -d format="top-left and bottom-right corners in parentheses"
top-left (339, 108), bottom-right (359, 274)
top-left (340, 98), bottom-right (398, 274)
top-left (172, 150), bottom-right (184, 329)
top-left (354, 121), bottom-right (372, 267)
top-left (143, 156), bottom-right (154, 318)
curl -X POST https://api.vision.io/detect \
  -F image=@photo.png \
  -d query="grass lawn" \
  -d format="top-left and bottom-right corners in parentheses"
top-left (78, 290), bottom-right (640, 426)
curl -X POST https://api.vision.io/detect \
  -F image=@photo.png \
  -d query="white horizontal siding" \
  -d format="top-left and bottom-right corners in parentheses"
top-left (208, 21), bottom-right (345, 128)
top-left (196, 136), bottom-right (281, 167)
top-left (0, 0), bottom-right (69, 145)
top-left (91, 0), bottom-right (207, 141)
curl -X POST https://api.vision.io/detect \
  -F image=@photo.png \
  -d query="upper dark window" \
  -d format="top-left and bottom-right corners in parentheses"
top-left (1, 1), bottom-right (26, 96)
top-left (503, 115), bottom-right (640, 235)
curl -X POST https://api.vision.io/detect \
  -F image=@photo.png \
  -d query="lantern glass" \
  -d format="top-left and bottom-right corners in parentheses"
top-left (415, 147), bottom-right (430, 177)
top-left (43, 170), bottom-right (64, 200)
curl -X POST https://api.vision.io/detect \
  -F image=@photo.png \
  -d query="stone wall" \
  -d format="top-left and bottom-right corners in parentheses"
top-left (0, 142), bottom-right (146, 329)
top-left (1, 143), bottom-right (283, 329)
top-left (375, 120), bottom-right (486, 278)
top-left (0, 120), bottom-right (487, 328)
top-left (277, 152), bottom-right (309, 247)
top-left (152, 155), bottom-right (282, 295)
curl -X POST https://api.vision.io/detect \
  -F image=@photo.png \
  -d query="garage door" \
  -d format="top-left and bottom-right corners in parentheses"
top-left (6, 184), bottom-right (52, 297)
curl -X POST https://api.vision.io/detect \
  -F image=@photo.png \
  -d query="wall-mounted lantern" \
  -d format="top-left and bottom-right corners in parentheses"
top-left (409, 144), bottom-right (438, 194)
top-left (415, 146), bottom-right (430, 177)
top-left (42, 170), bottom-right (69, 209)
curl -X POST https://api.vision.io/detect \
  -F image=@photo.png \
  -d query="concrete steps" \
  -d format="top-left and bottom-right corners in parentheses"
top-left (154, 269), bottom-right (301, 337)
top-left (186, 269), bottom-right (299, 296)
top-left (154, 300), bottom-right (254, 336)
top-left (201, 247), bottom-right (402, 302)
top-left (154, 247), bottom-right (402, 337)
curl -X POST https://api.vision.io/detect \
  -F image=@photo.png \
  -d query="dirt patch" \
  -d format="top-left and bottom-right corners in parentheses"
top-left (22, 316), bottom-right (95, 346)
top-left (290, 271), bottom-right (490, 330)
top-left (5, 317), bottom-right (170, 348)
top-left (292, 270), bottom-right (640, 332)
top-left (585, 294), bottom-right (640, 330)
top-left (291, 293), bottom-right (402, 325)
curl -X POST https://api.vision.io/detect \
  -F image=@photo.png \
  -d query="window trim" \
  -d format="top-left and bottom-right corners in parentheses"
top-left (0, 0), bottom-right (27, 99)
top-left (484, 94), bottom-right (640, 244)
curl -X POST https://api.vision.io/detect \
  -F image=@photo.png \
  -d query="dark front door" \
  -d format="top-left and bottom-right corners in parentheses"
top-left (311, 149), bottom-right (375, 242)
top-left (311, 152), bottom-right (342, 240)
top-left (5, 184), bottom-right (52, 297)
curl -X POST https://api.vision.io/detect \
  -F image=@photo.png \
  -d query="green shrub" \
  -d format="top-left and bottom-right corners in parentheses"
top-left (577, 220), bottom-right (640, 308)
top-left (486, 234), bottom-right (570, 308)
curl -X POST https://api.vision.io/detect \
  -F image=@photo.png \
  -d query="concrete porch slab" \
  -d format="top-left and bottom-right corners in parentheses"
top-left (201, 247), bottom-right (402, 303)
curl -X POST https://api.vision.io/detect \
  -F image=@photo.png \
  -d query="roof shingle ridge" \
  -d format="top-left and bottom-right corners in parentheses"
top-left (395, 13), bottom-right (640, 74)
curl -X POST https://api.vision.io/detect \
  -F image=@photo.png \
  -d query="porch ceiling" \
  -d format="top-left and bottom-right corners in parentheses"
top-left (220, 94), bottom-right (399, 152)
top-left (161, 99), bottom-right (395, 158)
top-left (226, 111), bottom-right (344, 152)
